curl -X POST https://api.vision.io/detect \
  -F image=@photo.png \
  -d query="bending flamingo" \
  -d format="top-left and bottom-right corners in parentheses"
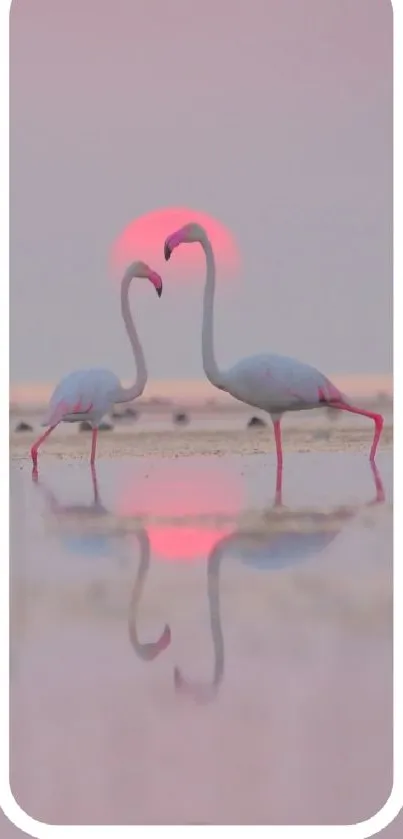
top-left (164, 223), bottom-right (384, 494)
top-left (31, 261), bottom-right (163, 474)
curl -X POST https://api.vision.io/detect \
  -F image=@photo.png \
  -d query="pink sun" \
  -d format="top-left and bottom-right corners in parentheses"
top-left (110, 207), bottom-right (240, 284)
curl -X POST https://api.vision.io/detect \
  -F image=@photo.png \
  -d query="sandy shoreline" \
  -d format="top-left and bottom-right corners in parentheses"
top-left (10, 423), bottom-right (393, 461)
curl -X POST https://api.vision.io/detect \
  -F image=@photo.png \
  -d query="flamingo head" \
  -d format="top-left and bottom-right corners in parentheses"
top-left (173, 666), bottom-right (217, 705)
top-left (164, 222), bottom-right (206, 261)
top-left (126, 261), bottom-right (163, 297)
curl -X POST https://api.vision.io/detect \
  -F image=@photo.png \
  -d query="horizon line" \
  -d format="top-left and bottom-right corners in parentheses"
top-left (10, 373), bottom-right (393, 405)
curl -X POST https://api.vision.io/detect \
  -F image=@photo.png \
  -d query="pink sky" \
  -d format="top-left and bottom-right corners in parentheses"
top-left (10, 0), bottom-right (392, 385)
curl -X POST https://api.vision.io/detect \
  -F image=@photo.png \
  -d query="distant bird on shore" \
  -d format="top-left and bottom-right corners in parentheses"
top-left (173, 411), bottom-right (189, 425)
top-left (15, 421), bottom-right (33, 433)
top-left (164, 222), bottom-right (383, 497)
top-left (247, 416), bottom-right (266, 429)
top-left (31, 261), bottom-right (163, 474)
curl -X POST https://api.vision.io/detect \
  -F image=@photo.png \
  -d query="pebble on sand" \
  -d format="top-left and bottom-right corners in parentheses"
top-left (173, 412), bottom-right (190, 425)
top-left (15, 421), bottom-right (33, 432)
top-left (79, 421), bottom-right (114, 432)
top-left (247, 416), bottom-right (266, 429)
top-left (111, 407), bottom-right (138, 420)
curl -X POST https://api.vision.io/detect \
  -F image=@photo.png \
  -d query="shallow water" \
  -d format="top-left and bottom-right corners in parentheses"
top-left (9, 452), bottom-right (393, 825)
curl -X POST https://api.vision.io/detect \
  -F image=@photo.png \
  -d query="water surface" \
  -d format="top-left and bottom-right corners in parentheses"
top-left (9, 453), bottom-right (393, 825)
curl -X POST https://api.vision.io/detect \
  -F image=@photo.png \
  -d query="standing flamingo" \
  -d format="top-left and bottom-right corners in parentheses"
top-left (31, 261), bottom-right (163, 474)
top-left (164, 223), bottom-right (384, 494)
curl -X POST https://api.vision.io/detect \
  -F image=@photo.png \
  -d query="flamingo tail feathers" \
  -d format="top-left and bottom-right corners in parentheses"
top-left (318, 380), bottom-right (346, 405)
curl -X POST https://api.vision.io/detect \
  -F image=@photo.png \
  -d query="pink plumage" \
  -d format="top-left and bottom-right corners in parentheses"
top-left (43, 397), bottom-right (93, 427)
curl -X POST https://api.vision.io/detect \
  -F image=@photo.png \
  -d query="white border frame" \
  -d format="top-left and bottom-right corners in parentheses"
top-left (1, 0), bottom-right (401, 835)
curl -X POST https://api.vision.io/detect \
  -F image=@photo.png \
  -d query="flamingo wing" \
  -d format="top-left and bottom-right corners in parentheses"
top-left (44, 396), bottom-right (94, 426)
top-left (264, 356), bottom-right (343, 406)
top-left (42, 369), bottom-right (120, 426)
top-left (226, 354), bottom-right (344, 412)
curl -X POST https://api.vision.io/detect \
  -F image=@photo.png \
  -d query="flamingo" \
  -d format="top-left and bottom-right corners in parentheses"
top-left (31, 261), bottom-right (163, 474)
top-left (164, 223), bottom-right (384, 494)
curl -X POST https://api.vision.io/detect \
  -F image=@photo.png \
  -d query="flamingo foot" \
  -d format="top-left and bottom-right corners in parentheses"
top-left (326, 401), bottom-right (384, 461)
top-left (369, 461), bottom-right (385, 504)
top-left (31, 448), bottom-right (40, 481)
top-left (30, 424), bottom-right (57, 473)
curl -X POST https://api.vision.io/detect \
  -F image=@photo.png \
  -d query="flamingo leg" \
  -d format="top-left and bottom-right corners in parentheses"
top-left (328, 402), bottom-right (384, 461)
top-left (90, 463), bottom-right (100, 503)
top-left (90, 428), bottom-right (98, 465)
top-left (273, 419), bottom-right (283, 505)
top-left (369, 461), bottom-right (385, 504)
top-left (31, 425), bottom-right (58, 475)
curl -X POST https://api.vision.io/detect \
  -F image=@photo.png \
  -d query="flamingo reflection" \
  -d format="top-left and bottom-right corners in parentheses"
top-left (33, 464), bottom-right (106, 514)
top-left (174, 462), bottom-right (385, 704)
top-left (128, 529), bottom-right (171, 661)
top-left (32, 465), bottom-right (121, 560)
top-left (32, 468), bottom-right (172, 663)
top-left (31, 461), bottom-right (386, 696)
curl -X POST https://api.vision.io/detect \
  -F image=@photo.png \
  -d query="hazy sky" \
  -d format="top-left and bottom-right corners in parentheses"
top-left (10, 0), bottom-right (392, 384)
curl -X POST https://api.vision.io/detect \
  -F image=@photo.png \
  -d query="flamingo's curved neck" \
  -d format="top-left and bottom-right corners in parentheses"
top-left (201, 236), bottom-right (225, 389)
top-left (115, 272), bottom-right (147, 403)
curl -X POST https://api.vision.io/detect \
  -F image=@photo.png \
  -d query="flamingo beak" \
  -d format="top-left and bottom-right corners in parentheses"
top-left (149, 271), bottom-right (163, 297)
top-left (164, 242), bottom-right (172, 261)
